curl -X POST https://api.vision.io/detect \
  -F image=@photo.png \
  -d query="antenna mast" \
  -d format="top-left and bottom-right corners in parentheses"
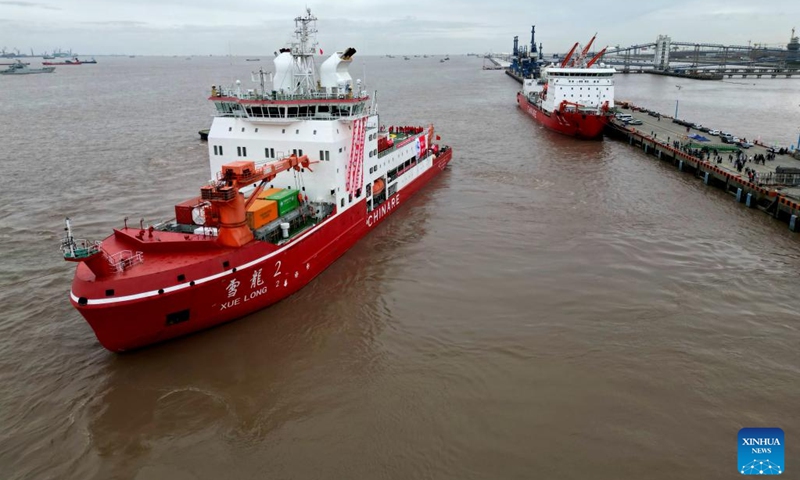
top-left (291, 8), bottom-right (319, 95)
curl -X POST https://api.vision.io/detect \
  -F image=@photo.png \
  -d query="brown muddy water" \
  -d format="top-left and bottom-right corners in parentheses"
top-left (1, 55), bottom-right (799, 479)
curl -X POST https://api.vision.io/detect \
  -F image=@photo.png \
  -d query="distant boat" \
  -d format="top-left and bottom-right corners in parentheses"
top-left (129, 55), bottom-right (136, 58)
top-left (81, 57), bottom-right (97, 64)
top-left (246, 58), bottom-right (261, 61)
top-left (404, 56), bottom-right (410, 60)
top-left (43, 57), bottom-right (82, 65)
top-left (0, 61), bottom-right (30, 66)
top-left (0, 60), bottom-right (55, 75)
top-left (42, 54), bottom-right (55, 60)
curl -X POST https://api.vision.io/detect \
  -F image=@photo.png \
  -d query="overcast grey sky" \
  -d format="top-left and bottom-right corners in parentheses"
top-left (1, 0), bottom-right (798, 55)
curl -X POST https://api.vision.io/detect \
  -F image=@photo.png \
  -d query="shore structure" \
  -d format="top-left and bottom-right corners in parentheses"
top-left (607, 105), bottom-right (800, 231)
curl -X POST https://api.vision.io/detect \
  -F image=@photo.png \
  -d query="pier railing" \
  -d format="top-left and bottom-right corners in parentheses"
top-left (756, 173), bottom-right (800, 187)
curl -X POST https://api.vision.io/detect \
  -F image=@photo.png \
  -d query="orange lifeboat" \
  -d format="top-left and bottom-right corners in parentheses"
top-left (372, 178), bottom-right (385, 196)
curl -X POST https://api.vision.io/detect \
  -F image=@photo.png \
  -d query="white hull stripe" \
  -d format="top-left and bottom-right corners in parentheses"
top-left (71, 208), bottom-right (340, 306)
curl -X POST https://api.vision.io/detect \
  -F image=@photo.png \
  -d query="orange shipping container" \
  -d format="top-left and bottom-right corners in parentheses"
top-left (246, 199), bottom-right (278, 229)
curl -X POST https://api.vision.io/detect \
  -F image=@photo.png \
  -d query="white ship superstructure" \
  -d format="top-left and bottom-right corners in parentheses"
top-left (207, 9), bottom-right (440, 218)
top-left (527, 65), bottom-right (615, 114)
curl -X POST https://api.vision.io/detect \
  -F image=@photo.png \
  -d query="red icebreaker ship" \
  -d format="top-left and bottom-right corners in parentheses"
top-left (61, 10), bottom-right (453, 351)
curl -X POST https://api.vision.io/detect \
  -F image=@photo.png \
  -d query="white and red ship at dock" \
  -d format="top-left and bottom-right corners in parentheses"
top-left (62, 10), bottom-right (453, 352)
top-left (517, 35), bottom-right (615, 139)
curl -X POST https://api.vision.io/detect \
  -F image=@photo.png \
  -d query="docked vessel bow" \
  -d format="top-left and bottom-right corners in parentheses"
top-left (61, 9), bottom-right (454, 352)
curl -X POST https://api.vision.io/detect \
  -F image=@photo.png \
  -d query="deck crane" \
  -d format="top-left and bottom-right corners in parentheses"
top-left (560, 42), bottom-right (580, 68)
top-left (570, 34), bottom-right (597, 67)
top-left (201, 154), bottom-right (315, 247)
top-left (586, 46), bottom-right (608, 67)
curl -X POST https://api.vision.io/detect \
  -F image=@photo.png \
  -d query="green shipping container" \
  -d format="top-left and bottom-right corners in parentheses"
top-left (267, 189), bottom-right (300, 216)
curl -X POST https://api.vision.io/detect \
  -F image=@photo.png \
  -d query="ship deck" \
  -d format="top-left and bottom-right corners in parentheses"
top-left (81, 228), bottom-right (273, 281)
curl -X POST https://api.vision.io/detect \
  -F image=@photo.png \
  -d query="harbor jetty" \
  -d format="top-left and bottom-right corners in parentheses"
top-left (606, 106), bottom-right (800, 232)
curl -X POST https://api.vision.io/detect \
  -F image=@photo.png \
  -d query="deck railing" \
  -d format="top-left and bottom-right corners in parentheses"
top-left (107, 250), bottom-right (144, 273)
top-left (214, 88), bottom-right (368, 102)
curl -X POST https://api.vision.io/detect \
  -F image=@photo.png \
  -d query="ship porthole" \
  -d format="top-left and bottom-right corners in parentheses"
top-left (78, 297), bottom-right (88, 306)
top-left (158, 289), bottom-right (165, 295)
top-left (190, 281), bottom-right (195, 286)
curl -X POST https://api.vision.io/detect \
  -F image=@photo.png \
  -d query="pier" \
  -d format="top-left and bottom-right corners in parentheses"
top-left (606, 107), bottom-right (800, 231)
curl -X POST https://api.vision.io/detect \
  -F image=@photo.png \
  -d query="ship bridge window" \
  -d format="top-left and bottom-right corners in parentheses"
top-left (288, 106), bottom-right (298, 116)
top-left (317, 105), bottom-right (329, 113)
top-left (268, 107), bottom-right (281, 117)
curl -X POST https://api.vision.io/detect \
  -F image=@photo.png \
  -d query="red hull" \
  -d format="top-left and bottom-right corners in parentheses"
top-left (516, 92), bottom-right (609, 139)
top-left (70, 149), bottom-right (453, 352)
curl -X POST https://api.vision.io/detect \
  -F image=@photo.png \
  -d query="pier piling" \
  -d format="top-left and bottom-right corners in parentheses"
top-left (607, 106), bottom-right (800, 232)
